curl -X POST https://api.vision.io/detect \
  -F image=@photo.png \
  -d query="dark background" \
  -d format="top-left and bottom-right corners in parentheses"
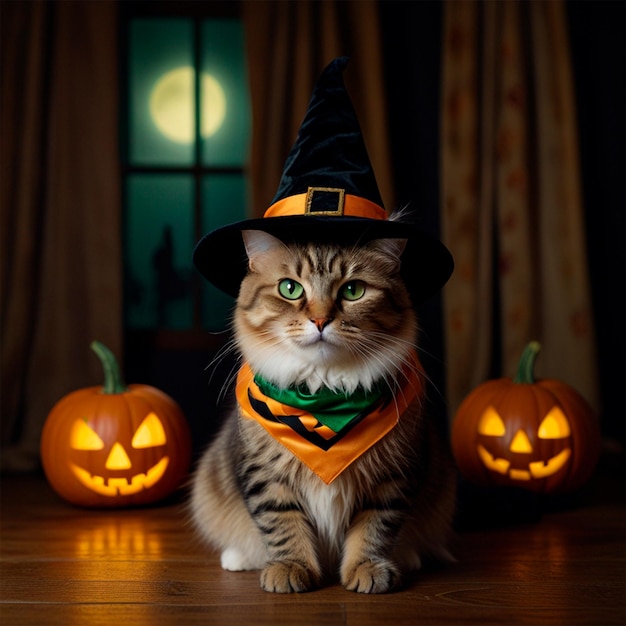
top-left (125, 1), bottom-right (625, 456)
top-left (381, 0), bottom-right (625, 447)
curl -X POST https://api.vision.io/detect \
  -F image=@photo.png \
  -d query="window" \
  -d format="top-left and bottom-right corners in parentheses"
top-left (122, 3), bottom-right (250, 335)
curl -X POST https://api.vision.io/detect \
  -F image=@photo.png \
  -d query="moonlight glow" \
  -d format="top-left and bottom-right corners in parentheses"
top-left (149, 67), bottom-right (226, 143)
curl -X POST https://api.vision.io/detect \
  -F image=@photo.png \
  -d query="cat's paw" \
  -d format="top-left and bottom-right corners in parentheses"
top-left (221, 548), bottom-right (253, 571)
top-left (260, 560), bottom-right (318, 593)
top-left (341, 558), bottom-right (400, 594)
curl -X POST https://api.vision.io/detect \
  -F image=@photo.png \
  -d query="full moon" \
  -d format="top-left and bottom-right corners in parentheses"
top-left (149, 67), bottom-right (227, 143)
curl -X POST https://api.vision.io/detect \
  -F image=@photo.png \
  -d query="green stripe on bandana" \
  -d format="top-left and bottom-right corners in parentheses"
top-left (252, 375), bottom-right (386, 432)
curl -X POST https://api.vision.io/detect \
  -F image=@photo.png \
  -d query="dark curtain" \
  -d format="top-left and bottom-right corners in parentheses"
top-left (1, 1), bottom-right (123, 471)
top-left (242, 0), bottom-right (394, 216)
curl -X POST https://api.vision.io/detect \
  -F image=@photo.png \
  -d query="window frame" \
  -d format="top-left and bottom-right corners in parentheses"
top-left (119, 1), bottom-right (246, 351)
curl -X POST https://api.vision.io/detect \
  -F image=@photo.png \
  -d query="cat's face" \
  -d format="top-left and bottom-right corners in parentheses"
top-left (234, 230), bottom-right (417, 393)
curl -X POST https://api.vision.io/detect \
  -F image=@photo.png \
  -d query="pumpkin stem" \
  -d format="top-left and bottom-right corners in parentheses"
top-left (90, 341), bottom-right (128, 394)
top-left (513, 341), bottom-right (541, 384)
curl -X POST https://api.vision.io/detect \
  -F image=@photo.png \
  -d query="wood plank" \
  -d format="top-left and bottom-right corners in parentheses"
top-left (2, 558), bottom-right (622, 601)
top-left (1, 473), bottom-right (624, 626)
top-left (1, 591), bottom-right (622, 626)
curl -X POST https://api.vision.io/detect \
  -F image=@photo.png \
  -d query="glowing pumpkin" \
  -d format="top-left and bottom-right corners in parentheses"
top-left (451, 341), bottom-right (600, 494)
top-left (41, 341), bottom-right (192, 508)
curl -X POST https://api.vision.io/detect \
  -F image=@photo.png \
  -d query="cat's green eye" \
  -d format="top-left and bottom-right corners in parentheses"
top-left (278, 278), bottom-right (304, 300)
top-left (340, 280), bottom-right (366, 301)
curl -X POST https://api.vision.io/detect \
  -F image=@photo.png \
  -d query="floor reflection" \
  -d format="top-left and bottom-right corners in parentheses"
top-left (73, 514), bottom-right (163, 559)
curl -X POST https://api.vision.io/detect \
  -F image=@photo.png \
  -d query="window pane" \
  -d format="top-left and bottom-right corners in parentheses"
top-left (125, 174), bottom-right (194, 329)
top-left (128, 19), bottom-right (195, 165)
top-left (200, 20), bottom-right (250, 167)
top-left (200, 173), bottom-right (248, 329)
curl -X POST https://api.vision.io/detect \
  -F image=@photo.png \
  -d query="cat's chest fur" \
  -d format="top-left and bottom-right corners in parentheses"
top-left (245, 347), bottom-right (387, 396)
top-left (299, 475), bottom-right (355, 552)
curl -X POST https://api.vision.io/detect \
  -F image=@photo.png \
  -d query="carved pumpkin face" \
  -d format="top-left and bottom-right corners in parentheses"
top-left (69, 411), bottom-right (171, 497)
top-left (452, 342), bottom-right (600, 494)
top-left (475, 403), bottom-right (572, 483)
top-left (41, 342), bottom-right (192, 508)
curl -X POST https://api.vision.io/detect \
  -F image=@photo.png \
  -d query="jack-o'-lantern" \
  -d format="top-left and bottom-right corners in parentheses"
top-left (41, 341), bottom-right (192, 508)
top-left (451, 342), bottom-right (600, 494)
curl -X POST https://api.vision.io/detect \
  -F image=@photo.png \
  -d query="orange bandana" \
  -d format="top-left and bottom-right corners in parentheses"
top-left (235, 352), bottom-right (424, 484)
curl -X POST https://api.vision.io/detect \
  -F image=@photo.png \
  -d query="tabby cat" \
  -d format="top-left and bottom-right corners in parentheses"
top-left (190, 227), bottom-right (456, 593)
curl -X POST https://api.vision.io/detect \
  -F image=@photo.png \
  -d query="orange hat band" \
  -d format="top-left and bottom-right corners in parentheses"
top-left (265, 187), bottom-right (387, 221)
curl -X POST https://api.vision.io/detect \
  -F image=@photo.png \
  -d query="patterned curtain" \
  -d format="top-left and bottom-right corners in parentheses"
top-left (242, 0), bottom-right (394, 216)
top-left (441, 0), bottom-right (599, 417)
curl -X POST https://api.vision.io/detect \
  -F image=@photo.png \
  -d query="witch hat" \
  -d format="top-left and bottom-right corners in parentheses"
top-left (193, 57), bottom-right (453, 303)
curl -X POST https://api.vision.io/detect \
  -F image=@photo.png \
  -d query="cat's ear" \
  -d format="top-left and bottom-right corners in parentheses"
top-left (242, 230), bottom-right (284, 271)
top-left (368, 238), bottom-right (407, 262)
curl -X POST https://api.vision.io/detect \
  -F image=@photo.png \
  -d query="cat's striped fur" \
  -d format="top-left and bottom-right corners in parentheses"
top-left (190, 229), bottom-right (456, 593)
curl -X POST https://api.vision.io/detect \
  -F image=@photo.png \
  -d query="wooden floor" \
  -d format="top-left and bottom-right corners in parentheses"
top-left (1, 463), bottom-right (624, 626)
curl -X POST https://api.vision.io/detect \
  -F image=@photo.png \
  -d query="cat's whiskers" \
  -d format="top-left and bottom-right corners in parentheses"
top-left (203, 334), bottom-right (236, 374)
top-left (343, 337), bottom-right (428, 418)
top-left (201, 334), bottom-right (242, 404)
top-left (366, 330), bottom-right (434, 395)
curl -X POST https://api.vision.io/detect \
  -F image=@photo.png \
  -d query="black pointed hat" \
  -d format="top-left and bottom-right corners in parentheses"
top-left (270, 56), bottom-right (384, 209)
top-left (193, 57), bottom-right (453, 303)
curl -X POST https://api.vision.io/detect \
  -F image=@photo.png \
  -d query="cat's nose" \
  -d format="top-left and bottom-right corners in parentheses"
top-left (311, 317), bottom-right (333, 333)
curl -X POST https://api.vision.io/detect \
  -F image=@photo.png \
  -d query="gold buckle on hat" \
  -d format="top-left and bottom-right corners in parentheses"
top-left (305, 187), bottom-right (345, 216)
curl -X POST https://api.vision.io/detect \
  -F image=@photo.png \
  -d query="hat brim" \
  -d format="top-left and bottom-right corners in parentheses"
top-left (193, 216), bottom-right (453, 304)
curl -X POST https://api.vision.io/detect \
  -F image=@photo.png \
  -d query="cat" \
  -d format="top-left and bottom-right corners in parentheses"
top-left (190, 226), bottom-right (456, 593)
